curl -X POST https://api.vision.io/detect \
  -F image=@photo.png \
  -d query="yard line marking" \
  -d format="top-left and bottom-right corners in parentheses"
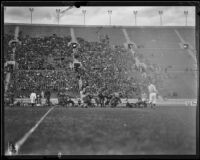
top-left (5, 107), bottom-right (55, 155)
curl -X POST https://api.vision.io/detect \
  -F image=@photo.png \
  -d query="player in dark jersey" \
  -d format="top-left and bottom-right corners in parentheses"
top-left (77, 99), bottom-right (82, 107)
top-left (98, 91), bottom-right (105, 107)
top-left (93, 94), bottom-right (100, 107)
top-left (104, 94), bottom-right (112, 106)
top-left (83, 93), bottom-right (93, 108)
top-left (126, 100), bottom-right (133, 108)
top-left (110, 93), bottom-right (122, 108)
top-left (36, 93), bottom-right (41, 106)
top-left (65, 95), bottom-right (75, 107)
top-left (45, 90), bottom-right (51, 106)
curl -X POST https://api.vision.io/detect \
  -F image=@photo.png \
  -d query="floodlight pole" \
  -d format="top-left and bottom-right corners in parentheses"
top-left (158, 10), bottom-right (163, 26)
top-left (133, 10), bottom-right (138, 26)
top-left (29, 8), bottom-right (34, 24)
top-left (108, 10), bottom-right (112, 25)
top-left (184, 11), bottom-right (188, 26)
top-left (56, 9), bottom-right (61, 24)
top-left (82, 10), bottom-right (86, 25)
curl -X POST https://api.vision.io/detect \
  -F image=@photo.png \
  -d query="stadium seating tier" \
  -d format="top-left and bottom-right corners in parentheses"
top-left (4, 24), bottom-right (197, 99)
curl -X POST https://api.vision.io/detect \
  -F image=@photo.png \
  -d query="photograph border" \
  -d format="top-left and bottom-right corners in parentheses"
top-left (1, 1), bottom-right (199, 159)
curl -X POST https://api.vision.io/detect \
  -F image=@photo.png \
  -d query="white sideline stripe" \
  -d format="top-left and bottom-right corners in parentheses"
top-left (5, 107), bottom-right (55, 155)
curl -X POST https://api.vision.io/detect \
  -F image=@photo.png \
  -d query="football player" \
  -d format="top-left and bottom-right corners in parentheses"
top-left (148, 82), bottom-right (158, 108)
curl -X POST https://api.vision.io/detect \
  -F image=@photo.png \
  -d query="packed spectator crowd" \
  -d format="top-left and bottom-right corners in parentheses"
top-left (5, 32), bottom-right (164, 100)
top-left (15, 33), bottom-right (72, 70)
top-left (9, 69), bottom-right (79, 98)
top-left (74, 36), bottom-right (153, 98)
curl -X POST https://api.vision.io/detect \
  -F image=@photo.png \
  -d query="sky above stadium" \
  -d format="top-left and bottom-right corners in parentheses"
top-left (4, 6), bottom-right (196, 26)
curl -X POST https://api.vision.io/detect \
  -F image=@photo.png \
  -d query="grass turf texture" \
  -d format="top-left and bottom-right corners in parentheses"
top-left (4, 105), bottom-right (196, 155)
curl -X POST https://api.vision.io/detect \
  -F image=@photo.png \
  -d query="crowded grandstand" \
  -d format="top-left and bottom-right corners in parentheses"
top-left (4, 23), bottom-right (197, 108)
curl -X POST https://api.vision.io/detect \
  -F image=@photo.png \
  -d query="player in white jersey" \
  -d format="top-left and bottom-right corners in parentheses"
top-left (7, 142), bottom-right (18, 155)
top-left (80, 87), bottom-right (86, 104)
top-left (78, 76), bottom-right (83, 90)
top-left (148, 82), bottom-right (158, 108)
top-left (141, 92), bottom-right (147, 102)
top-left (30, 92), bottom-right (37, 107)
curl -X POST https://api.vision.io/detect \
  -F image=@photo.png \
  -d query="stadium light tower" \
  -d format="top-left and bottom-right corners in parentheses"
top-left (184, 10), bottom-right (188, 26)
top-left (56, 9), bottom-right (61, 24)
top-left (133, 10), bottom-right (138, 26)
top-left (82, 10), bottom-right (86, 25)
top-left (29, 8), bottom-right (34, 24)
top-left (158, 10), bottom-right (163, 26)
top-left (108, 10), bottom-right (112, 25)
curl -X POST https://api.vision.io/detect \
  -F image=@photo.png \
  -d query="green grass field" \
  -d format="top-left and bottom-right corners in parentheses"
top-left (4, 105), bottom-right (196, 155)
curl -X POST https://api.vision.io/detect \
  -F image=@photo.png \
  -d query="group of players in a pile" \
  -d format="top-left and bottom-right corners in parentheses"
top-left (27, 88), bottom-right (122, 108)
top-left (28, 80), bottom-right (157, 108)
top-left (78, 82), bottom-right (157, 108)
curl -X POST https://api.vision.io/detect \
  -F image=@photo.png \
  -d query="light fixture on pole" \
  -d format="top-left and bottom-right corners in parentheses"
top-left (158, 10), bottom-right (163, 26)
top-left (82, 10), bottom-right (86, 25)
top-left (184, 11), bottom-right (188, 26)
top-left (108, 10), bottom-right (112, 25)
top-left (133, 10), bottom-right (138, 26)
top-left (56, 9), bottom-right (61, 24)
top-left (29, 8), bottom-right (34, 24)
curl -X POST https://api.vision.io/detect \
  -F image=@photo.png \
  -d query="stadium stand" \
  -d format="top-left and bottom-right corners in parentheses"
top-left (11, 24), bottom-right (71, 37)
top-left (74, 26), bottom-right (126, 46)
top-left (126, 27), bottom-right (181, 49)
top-left (4, 23), bottom-right (197, 101)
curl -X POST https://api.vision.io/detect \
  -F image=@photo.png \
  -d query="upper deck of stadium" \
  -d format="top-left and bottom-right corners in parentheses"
top-left (4, 23), bottom-right (195, 47)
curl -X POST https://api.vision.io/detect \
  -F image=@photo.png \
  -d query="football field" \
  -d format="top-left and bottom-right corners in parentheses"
top-left (4, 105), bottom-right (196, 155)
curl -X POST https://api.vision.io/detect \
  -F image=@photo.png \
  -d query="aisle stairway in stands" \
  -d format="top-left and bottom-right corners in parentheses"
top-left (5, 73), bottom-right (11, 93)
top-left (70, 28), bottom-right (77, 43)
top-left (174, 29), bottom-right (197, 72)
top-left (122, 28), bottom-right (137, 57)
top-left (5, 26), bottom-right (19, 93)
top-left (174, 29), bottom-right (198, 98)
